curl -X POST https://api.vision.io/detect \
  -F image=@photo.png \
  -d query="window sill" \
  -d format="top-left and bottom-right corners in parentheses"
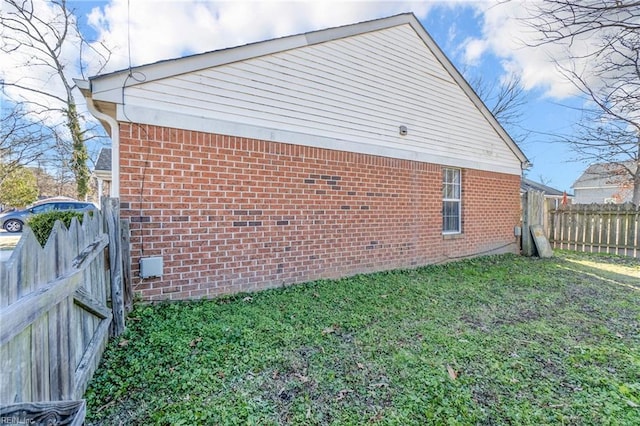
top-left (442, 233), bottom-right (464, 240)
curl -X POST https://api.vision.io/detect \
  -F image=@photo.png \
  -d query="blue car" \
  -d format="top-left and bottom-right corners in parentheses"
top-left (0, 200), bottom-right (96, 233)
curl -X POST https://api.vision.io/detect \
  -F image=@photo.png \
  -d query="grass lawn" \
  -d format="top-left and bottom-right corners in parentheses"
top-left (85, 251), bottom-right (640, 425)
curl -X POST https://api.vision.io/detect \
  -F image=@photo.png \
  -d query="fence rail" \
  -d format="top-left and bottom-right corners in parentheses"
top-left (549, 203), bottom-right (639, 258)
top-left (0, 198), bottom-right (128, 423)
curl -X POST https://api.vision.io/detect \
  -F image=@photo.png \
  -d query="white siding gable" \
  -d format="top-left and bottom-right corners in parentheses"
top-left (99, 20), bottom-right (525, 175)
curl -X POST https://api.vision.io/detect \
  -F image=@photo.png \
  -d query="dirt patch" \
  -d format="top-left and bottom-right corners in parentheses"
top-left (255, 343), bottom-right (393, 424)
top-left (462, 306), bottom-right (543, 331)
top-left (86, 395), bottom-right (149, 426)
top-left (472, 386), bottom-right (500, 408)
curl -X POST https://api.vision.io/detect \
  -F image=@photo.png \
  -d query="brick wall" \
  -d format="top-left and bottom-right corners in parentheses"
top-left (119, 123), bottom-right (521, 301)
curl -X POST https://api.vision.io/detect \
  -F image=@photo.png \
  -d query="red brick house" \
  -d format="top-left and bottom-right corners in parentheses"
top-left (78, 14), bottom-right (529, 301)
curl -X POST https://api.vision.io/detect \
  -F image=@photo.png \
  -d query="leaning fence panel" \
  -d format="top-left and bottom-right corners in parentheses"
top-left (0, 198), bottom-right (125, 424)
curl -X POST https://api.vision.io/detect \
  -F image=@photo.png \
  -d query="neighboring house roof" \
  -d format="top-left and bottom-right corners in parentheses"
top-left (78, 13), bottom-right (529, 177)
top-left (94, 147), bottom-right (112, 180)
top-left (572, 161), bottom-right (636, 190)
top-left (521, 178), bottom-right (569, 198)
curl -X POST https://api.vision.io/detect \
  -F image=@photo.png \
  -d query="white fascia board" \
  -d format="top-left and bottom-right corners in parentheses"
top-left (116, 104), bottom-right (522, 176)
top-left (74, 78), bottom-right (90, 93)
top-left (304, 13), bottom-right (414, 45)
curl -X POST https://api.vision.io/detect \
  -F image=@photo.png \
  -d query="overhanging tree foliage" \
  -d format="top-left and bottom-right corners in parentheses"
top-left (1, 0), bottom-right (111, 199)
top-left (527, 0), bottom-right (640, 204)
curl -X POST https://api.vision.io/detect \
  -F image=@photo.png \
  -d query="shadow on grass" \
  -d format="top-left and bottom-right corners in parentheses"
top-left (559, 256), bottom-right (640, 292)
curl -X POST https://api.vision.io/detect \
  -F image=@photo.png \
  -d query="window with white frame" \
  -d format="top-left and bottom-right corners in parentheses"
top-left (442, 168), bottom-right (461, 234)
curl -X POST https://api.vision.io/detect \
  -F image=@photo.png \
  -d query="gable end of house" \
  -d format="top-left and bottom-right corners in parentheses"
top-left (83, 13), bottom-right (527, 180)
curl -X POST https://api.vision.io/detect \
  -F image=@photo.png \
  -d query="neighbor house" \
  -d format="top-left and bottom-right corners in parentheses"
top-left (572, 161), bottom-right (637, 204)
top-left (93, 147), bottom-right (112, 201)
top-left (521, 178), bottom-right (571, 210)
top-left (78, 13), bottom-right (529, 301)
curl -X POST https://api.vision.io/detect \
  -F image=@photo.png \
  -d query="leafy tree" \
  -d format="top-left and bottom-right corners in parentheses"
top-left (0, 166), bottom-right (38, 208)
top-left (527, 0), bottom-right (640, 204)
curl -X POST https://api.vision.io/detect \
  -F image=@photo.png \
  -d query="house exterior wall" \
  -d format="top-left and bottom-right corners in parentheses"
top-left (120, 123), bottom-right (520, 301)
top-left (574, 187), bottom-right (633, 204)
top-left (119, 24), bottom-right (522, 176)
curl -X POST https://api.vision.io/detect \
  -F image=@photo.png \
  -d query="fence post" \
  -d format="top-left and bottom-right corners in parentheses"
top-left (522, 190), bottom-right (545, 256)
top-left (120, 220), bottom-right (133, 314)
top-left (102, 197), bottom-right (125, 336)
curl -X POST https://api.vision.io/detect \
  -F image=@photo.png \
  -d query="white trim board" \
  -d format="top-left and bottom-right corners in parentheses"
top-left (117, 104), bottom-right (522, 176)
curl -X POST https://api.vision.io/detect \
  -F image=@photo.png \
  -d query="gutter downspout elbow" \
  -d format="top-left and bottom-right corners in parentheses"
top-left (85, 97), bottom-right (120, 198)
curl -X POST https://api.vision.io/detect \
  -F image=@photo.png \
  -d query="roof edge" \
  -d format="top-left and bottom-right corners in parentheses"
top-left (85, 12), bottom-right (529, 166)
top-left (88, 13), bottom-right (417, 90)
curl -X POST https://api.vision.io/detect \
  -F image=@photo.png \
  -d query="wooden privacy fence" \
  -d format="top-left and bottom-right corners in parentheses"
top-left (0, 198), bottom-right (129, 423)
top-left (549, 203), bottom-right (639, 258)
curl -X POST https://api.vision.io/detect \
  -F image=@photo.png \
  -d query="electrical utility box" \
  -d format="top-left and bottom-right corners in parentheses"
top-left (140, 256), bottom-right (163, 278)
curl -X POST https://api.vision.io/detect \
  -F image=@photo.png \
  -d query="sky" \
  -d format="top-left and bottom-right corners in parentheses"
top-left (2, 0), bottom-right (603, 193)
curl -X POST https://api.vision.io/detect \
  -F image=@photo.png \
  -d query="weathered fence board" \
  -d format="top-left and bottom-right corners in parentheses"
top-left (0, 213), bottom-right (109, 405)
top-left (0, 198), bottom-right (126, 422)
top-left (103, 197), bottom-right (125, 336)
top-left (522, 190), bottom-right (546, 256)
top-left (549, 203), bottom-right (639, 257)
top-left (121, 220), bottom-right (133, 313)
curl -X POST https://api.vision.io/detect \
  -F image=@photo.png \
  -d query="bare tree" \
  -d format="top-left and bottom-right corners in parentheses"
top-left (32, 164), bottom-right (76, 198)
top-left (0, 101), bottom-right (53, 184)
top-left (467, 73), bottom-right (529, 145)
top-left (1, 0), bottom-right (111, 199)
top-left (526, 0), bottom-right (640, 204)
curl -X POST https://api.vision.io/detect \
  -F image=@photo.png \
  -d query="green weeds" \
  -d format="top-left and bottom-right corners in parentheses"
top-left (86, 252), bottom-right (640, 425)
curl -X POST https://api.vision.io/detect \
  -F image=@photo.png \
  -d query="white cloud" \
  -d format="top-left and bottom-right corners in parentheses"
top-left (464, 1), bottom-right (610, 100)
top-left (1, 0), bottom-right (434, 155)
top-left (84, 0), bottom-right (435, 73)
top-left (462, 37), bottom-right (486, 66)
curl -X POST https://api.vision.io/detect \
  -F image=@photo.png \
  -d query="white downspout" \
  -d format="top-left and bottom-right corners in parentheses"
top-left (85, 97), bottom-right (120, 198)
